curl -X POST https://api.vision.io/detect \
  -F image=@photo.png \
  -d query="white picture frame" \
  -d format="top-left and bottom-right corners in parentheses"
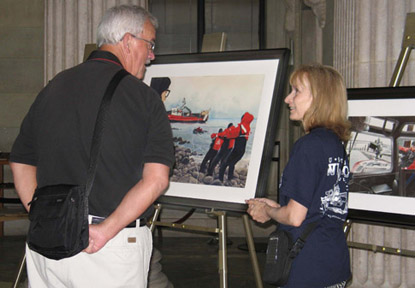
top-left (143, 49), bottom-right (290, 212)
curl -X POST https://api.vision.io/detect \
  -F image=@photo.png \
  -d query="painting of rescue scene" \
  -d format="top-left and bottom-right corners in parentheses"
top-left (142, 50), bottom-right (290, 211)
top-left (150, 74), bottom-right (261, 188)
top-left (346, 86), bottom-right (415, 224)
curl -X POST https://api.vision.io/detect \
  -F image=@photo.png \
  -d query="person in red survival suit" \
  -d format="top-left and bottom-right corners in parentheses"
top-left (399, 141), bottom-right (415, 169)
top-left (399, 141), bottom-right (415, 190)
top-left (199, 128), bottom-right (224, 173)
top-left (219, 112), bottom-right (254, 182)
top-left (207, 122), bottom-right (235, 176)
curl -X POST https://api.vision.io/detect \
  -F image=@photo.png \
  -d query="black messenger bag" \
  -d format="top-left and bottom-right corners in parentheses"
top-left (27, 69), bottom-right (129, 260)
top-left (263, 221), bottom-right (319, 286)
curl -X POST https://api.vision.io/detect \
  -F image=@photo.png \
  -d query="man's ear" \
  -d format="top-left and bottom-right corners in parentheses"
top-left (121, 34), bottom-right (131, 53)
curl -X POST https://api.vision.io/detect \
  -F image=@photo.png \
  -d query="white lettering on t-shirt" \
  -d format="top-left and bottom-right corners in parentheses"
top-left (321, 156), bottom-right (349, 220)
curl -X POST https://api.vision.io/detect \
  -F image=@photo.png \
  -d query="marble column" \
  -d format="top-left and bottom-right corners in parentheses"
top-left (333, 1), bottom-right (415, 287)
top-left (44, 0), bottom-right (147, 82)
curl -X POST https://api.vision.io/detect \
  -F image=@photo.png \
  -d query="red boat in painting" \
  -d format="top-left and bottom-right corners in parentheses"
top-left (167, 98), bottom-right (209, 123)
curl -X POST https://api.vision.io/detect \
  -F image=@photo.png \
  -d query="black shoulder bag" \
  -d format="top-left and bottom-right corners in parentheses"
top-left (27, 69), bottom-right (129, 260)
top-left (263, 221), bottom-right (319, 286)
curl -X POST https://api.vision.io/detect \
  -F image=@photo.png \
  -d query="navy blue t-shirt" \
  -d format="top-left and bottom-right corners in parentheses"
top-left (279, 127), bottom-right (351, 287)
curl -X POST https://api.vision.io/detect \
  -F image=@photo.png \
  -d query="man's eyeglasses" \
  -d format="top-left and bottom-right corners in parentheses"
top-left (130, 34), bottom-right (155, 52)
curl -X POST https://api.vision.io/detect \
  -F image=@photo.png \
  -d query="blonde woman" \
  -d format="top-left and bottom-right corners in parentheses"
top-left (247, 64), bottom-right (351, 288)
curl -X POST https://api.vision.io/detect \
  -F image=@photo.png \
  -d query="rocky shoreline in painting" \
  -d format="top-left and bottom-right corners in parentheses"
top-left (172, 137), bottom-right (248, 187)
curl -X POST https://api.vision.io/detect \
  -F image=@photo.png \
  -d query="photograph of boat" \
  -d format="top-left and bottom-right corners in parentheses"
top-left (167, 98), bottom-right (210, 123)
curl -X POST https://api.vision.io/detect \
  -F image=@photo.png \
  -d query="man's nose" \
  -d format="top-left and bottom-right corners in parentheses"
top-left (148, 50), bottom-right (155, 61)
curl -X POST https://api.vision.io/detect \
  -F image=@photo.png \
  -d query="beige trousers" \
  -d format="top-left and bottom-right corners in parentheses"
top-left (26, 223), bottom-right (152, 288)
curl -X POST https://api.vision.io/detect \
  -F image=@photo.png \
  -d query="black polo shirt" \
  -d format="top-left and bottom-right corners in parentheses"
top-left (11, 50), bottom-right (175, 218)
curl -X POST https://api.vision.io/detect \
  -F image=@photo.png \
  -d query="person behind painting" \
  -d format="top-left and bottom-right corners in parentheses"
top-left (207, 122), bottom-right (234, 176)
top-left (399, 141), bottom-right (415, 169)
top-left (9, 5), bottom-right (174, 288)
top-left (219, 112), bottom-right (254, 182)
top-left (398, 141), bottom-right (415, 190)
top-left (150, 77), bottom-right (171, 102)
top-left (246, 64), bottom-right (351, 288)
top-left (199, 128), bottom-right (224, 173)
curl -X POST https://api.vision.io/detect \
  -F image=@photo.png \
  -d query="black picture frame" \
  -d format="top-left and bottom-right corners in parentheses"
top-left (143, 49), bottom-right (290, 212)
top-left (347, 86), bottom-right (415, 227)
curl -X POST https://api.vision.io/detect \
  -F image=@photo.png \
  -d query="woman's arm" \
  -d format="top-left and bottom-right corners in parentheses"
top-left (246, 198), bottom-right (307, 227)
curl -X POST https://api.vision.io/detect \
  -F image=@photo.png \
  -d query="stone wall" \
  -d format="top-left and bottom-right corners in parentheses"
top-left (0, 0), bottom-right (44, 235)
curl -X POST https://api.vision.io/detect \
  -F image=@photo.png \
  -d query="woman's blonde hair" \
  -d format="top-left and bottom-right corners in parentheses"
top-left (290, 64), bottom-right (351, 142)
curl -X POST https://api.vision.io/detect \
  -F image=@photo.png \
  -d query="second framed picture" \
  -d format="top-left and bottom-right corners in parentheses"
top-left (347, 86), bottom-right (415, 226)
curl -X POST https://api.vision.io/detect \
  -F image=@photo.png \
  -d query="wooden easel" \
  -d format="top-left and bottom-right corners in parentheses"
top-left (344, 219), bottom-right (415, 257)
top-left (0, 153), bottom-right (28, 288)
top-left (389, 12), bottom-right (415, 87)
top-left (149, 203), bottom-right (263, 288)
top-left (345, 12), bottom-right (415, 258)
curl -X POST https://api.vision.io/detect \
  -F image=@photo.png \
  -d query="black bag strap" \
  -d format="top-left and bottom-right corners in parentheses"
top-left (299, 220), bottom-right (319, 241)
top-left (289, 220), bottom-right (320, 258)
top-left (85, 69), bottom-right (129, 195)
top-left (289, 139), bottom-right (348, 256)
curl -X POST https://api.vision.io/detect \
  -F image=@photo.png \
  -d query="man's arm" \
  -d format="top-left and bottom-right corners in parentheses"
top-left (9, 162), bottom-right (37, 212)
top-left (84, 162), bottom-right (170, 254)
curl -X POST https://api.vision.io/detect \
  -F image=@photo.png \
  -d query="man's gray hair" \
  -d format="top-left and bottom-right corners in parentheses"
top-left (97, 5), bottom-right (158, 47)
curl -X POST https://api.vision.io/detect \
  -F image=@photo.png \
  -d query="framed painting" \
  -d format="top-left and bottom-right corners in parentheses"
top-left (347, 86), bottom-right (415, 227)
top-left (143, 49), bottom-right (290, 212)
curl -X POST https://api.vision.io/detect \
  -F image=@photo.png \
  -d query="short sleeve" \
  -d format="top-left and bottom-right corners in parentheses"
top-left (143, 96), bottom-right (175, 168)
top-left (279, 137), bottom-right (323, 208)
top-left (10, 100), bottom-right (39, 166)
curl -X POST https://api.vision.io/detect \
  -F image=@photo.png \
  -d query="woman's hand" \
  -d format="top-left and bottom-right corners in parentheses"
top-left (245, 198), bottom-right (281, 223)
top-left (255, 198), bottom-right (280, 208)
top-left (246, 198), bottom-right (307, 227)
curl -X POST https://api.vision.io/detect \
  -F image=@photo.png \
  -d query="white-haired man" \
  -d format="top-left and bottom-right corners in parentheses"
top-left (10, 5), bottom-right (174, 287)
